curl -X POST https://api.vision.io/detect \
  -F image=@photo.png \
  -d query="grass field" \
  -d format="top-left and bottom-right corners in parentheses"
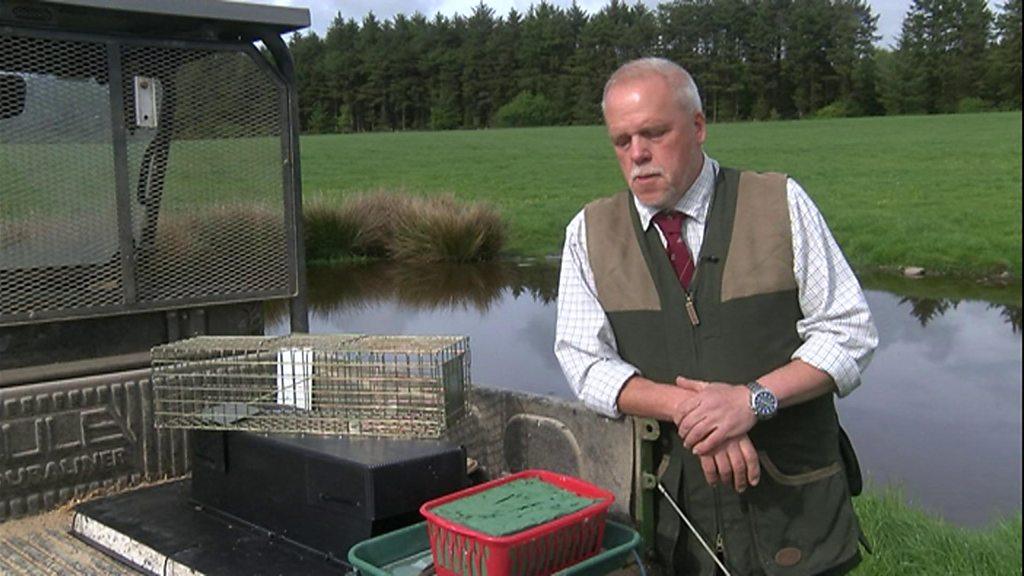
top-left (299, 111), bottom-right (1022, 277)
top-left (854, 489), bottom-right (1021, 575)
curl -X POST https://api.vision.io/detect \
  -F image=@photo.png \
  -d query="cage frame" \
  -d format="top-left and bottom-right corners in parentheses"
top-left (151, 334), bottom-right (473, 438)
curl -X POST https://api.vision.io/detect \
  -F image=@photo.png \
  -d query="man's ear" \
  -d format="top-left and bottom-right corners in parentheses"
top-left (693, 111), bottom-right (708, 145)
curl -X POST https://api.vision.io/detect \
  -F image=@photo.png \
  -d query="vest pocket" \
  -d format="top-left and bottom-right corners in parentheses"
top-left (744, 451), bottom-right (860, 576)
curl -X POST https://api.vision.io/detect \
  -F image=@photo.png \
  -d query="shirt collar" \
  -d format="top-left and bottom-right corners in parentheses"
top-left (634, 154), bottom-right (719, 231)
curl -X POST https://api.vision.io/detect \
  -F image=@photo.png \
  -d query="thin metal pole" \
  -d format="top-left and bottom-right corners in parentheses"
top-left (107, 42), bottom-right (138, 305)
top-left (261, 34), bottom-right (309, 334)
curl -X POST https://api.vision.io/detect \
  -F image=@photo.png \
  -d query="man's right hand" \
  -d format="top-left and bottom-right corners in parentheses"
top-left (698, 434), bottom-right (760, 493)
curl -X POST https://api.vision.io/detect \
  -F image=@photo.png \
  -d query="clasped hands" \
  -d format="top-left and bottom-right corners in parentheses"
top-left (672, 377), bottom-right (760, 493)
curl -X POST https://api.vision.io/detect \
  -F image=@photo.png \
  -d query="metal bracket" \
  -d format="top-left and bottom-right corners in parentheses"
top-left (632, 416), bottom-right (660, 555)
top-left (639, 417), bottom-right (660, 441)
top-left (134, 76), bottom-right (159, 128)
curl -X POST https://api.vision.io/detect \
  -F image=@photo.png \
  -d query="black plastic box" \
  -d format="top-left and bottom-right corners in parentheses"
top-left (191, 430), bottom-right (466, 561)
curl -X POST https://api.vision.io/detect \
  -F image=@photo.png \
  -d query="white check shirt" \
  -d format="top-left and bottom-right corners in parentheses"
top-left (554, 156), bottom-right (878, 418)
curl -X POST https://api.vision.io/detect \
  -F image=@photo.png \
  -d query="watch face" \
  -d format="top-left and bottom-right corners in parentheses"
top-left (753, 390), bottom-right (778, 418)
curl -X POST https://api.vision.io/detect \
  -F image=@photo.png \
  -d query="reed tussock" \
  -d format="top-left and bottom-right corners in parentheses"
top-left (391, 194), bottom-right (505, 262)
top-left (304, 196), bottom-right (364, 261)
top-left (304, 191), bottom-right (505, 263)
top-left (338, 191), bottom-right (413, 257)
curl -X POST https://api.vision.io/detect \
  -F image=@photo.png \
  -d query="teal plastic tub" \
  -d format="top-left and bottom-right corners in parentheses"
top-left (348, 520), bottom-right (641, 576)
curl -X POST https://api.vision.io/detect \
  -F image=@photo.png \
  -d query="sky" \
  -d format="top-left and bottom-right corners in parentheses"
top-left (256, 0), bottom-right (1004, 49)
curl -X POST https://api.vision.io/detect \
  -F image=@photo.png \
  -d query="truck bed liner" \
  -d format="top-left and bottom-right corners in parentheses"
top-left (0, 508), bottom-right (136, 575)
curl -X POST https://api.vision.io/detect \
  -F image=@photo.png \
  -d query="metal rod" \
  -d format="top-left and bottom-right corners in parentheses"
top-left (107, 41), bottom-right (138, 305)
top-left (261, 33), bottom-right (309, 334)
top-left (0, 352), bottom-right (152, 388)
top-left (657, 482), bottom-right (732, 576)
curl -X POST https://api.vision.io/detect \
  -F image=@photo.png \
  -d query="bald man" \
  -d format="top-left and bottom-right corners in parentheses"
top-left (555, 58), bottom-right (877, 575)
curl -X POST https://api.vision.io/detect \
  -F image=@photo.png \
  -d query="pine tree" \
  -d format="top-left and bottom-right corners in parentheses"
top-left (323, 15), bottom-right (363, 131)
top-left (828, 0), bottom-right (880, 114)
top-left (517, 2), bottom-right (575, 122)
top-left (461, 3), bottom-right (497, 127)
top-left (896, 0), bottom-right (993, 113)
top-left (991, 0), bottom-right (1022, 107)
top-left (288, 31), bottom-right (328, 131)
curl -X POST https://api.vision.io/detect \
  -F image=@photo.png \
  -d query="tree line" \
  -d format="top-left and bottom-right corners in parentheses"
top-left (287, 0), bottom-right (1022, 133)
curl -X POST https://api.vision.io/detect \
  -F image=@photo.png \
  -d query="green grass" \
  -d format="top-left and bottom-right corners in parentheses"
top-left (6, 113), bottom-right (1016, 275)
top-left (853, 489), bottom-right (1022, 575)
top-left (299, 112), bottom-right (1022, 277)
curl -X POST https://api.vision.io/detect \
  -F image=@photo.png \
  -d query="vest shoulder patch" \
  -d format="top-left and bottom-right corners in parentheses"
top-left (721, 171), bottom-right (797, 303)
top-left (584, 192), bottom-right (660, 312)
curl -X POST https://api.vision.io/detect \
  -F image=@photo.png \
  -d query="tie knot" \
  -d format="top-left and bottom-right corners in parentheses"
top-left (652, 210), bottom-right (685, 236)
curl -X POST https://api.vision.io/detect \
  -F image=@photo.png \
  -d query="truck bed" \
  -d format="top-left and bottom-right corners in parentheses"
top-left (0, 508), bottom-right (137, 575)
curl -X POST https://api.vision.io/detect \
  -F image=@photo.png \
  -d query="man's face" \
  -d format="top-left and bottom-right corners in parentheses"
top-left (603, 75), bottom-right (707, 210)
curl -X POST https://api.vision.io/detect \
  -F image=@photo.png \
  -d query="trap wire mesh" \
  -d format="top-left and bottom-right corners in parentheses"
top-left (151, 334), bottom-right (470, 437)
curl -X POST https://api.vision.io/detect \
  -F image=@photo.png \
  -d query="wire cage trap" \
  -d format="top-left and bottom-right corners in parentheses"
top-left (151, 334), bottom-right (470, 437)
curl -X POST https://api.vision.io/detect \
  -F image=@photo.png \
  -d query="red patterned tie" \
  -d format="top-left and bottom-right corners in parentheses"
top-left (652, 210), bottom-right (695, 290)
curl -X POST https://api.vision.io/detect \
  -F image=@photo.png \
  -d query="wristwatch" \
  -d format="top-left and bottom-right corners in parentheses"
top-left (747, 381), bottom-right (778, 421)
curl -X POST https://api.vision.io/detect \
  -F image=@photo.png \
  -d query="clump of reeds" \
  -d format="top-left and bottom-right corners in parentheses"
top-left (303, 191), bottom-right (506, 263)
top-left (304, 196), bottom-right (365, 261)
top-left (390, 194), bottom-right (505, 262)
top-left (335, 191), bottom-right (413, 258)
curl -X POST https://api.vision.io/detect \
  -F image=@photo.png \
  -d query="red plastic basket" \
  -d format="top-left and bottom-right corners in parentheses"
top-left (420, 469), bottom-right (615, 576)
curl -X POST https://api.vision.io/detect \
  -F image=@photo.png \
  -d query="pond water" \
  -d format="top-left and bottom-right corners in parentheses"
top-left (267, 262), bottom-right (1022, 528)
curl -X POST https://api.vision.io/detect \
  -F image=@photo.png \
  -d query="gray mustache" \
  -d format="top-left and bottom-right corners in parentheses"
top-left (631, 167), bottom-right (664, 180)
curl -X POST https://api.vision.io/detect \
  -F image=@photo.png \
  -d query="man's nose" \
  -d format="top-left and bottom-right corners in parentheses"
top-left (630, 136), bottom-right (651, 164)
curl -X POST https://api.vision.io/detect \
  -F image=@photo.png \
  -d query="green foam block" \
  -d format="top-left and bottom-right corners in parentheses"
top-left (431, 477), bottom-right (599, 537)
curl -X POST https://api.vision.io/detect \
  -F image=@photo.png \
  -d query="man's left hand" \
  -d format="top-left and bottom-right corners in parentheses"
top-left (674, 377), bottom-right (756, 456)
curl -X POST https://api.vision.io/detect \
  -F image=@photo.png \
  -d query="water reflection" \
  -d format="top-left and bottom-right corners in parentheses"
top-left (306, 261), bottom-right (559, 313)
top-left (856, 271), bottom-right (1022, 335)
top-left (899, 296), bottom-right (1022, 333)
top-left (849, 292), bottom-right (1022, 528)
top-left (998, 304), bottom-right (1022, 333)
top-left (269, 263), bottom-right (1023, 336)
top-left (900, 297), bottom-right (959, 327)
top-left (266, 262), bottom-right (1022, 527)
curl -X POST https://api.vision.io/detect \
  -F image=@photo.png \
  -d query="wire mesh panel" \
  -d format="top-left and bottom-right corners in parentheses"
top-left (0, 29), bottom-right (295, 325)
top-left (0, 34), bottom-right (122, 318)
top-left (152, 334), bottom-right (471, 438)
top-left (120, 44), bottom-right (291, 305)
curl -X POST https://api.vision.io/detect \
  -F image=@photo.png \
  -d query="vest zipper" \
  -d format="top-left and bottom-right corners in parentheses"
top-left (685, 293), bottom-right (700, 326)
top-left (713, 486), bottom-right (728, 573)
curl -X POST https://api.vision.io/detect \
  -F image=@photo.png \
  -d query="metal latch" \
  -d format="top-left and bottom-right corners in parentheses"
top-left (134, 76), bottom-right (158, 128)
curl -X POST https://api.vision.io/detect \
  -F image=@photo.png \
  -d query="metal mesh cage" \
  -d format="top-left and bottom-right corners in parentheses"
top-left (151, 334), bottom-right (471, 438)
top-left (1, 29), bottom-right (295, 326)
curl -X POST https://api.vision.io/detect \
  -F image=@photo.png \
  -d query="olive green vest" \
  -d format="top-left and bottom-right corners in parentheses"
top-left (584, 168), bottom-right (862, 576)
